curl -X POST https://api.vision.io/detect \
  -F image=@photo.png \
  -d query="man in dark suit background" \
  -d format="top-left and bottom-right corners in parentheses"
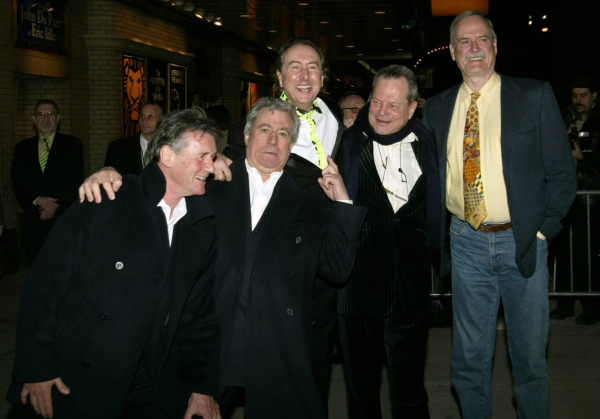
top-left (422, 10), bottom-right (576, 419)
top-left (11, 99), bottom-right (83, 264)
top-left (223, 37), bottom-right (346, 409)
top-left (8, 109), bottom-right (222, 419)
top-left (338, 65), bottom-right (440, 419)
top-left (105, 102), bottom-right (163, 175)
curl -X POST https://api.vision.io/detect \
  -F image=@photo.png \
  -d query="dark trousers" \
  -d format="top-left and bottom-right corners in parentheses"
top-left (23, 214), bottom-right (55, 264)
top-left (120, 363), bottom-right (170, 419)
top-left (218, 386), bottom-right (245, 419)
top-left (339, 306), bottom-right (430, 419)
top-left (312, 277), bottom-right (338, 411)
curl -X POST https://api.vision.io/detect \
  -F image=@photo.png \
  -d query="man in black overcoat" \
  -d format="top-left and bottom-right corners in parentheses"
top-left (7, 109), bottom-right (222, 419)
top-left (222, 37), bottom-right (346, 409)
top-left (11, 99), bottom-right (84, 264)
top-left (79, 98), bottom-right (366, 419)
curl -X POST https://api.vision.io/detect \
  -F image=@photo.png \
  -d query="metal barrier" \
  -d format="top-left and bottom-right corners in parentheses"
top-left (550, 190), bottom-right (600, 297)
top-left (429, 190), bottom-right (600, 297)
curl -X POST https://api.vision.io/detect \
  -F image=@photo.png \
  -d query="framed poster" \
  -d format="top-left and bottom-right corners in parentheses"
top-left (168, 64), bottom-right (187, 112)
top-left (15, 0), bottom-right (68, 55)
top-left (147, 59), bottom-right (168, 114)
top-left (123, 54), bottom-right (147, 137)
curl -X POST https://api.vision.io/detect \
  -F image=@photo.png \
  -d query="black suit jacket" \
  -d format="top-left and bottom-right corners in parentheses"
top-left (12, 132), bottom-right (83, 221)
top-left (422, 74), bottom-right (577, 277)
top-left (8, 164), bottom-right (220, 419)
top-left (104, 133), bottom-right (144, 175)
top-left (206, 159), bottom-right (365, 419)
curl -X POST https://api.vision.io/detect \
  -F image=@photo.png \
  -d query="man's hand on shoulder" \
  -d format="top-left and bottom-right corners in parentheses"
top-left (212, 153), bottom-right (233, 182)
top-left (184, 393), bottom-right (221, 419)
top-left (21, 377), bottom-right (70, 418)
top-left (78, 167), bottom-right (122, 203)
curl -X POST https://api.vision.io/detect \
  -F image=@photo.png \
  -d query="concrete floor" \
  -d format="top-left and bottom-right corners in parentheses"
top-left (1, 269), bottom-right (599, 418)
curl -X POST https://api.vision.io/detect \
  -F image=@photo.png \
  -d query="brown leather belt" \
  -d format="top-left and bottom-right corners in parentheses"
top-left (478, 222), bottom-right (513, 233)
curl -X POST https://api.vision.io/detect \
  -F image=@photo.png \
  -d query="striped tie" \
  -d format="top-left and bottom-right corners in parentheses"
top-left (39, 138), bottom-right (50, 172)
top-left (142, 147), bottom-right (152, 168)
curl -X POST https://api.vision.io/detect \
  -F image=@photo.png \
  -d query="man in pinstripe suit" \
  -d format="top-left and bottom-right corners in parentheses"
top-left (339, 65), bottom-right (441, 419)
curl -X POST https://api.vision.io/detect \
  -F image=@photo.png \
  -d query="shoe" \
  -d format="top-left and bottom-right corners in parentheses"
top-left (550, 306), bottom-right (575, 320)
top-left (576, 312), bottom-right (598, 325)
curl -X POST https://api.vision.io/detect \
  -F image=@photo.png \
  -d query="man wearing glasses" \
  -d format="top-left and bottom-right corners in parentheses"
top-left (339, 65), bottom-right (440, 418)
top-left (339, 91), bottom-right (366, 129)
top-left (11, 99), bottom-right (83, 264)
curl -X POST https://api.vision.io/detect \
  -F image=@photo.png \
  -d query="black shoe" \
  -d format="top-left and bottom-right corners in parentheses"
top-left (575, 311), bottom-right (598, 325)
top-left (550, 306), bottom-right (575, 320)
top-left (332, 351), bottom-right (344, 365)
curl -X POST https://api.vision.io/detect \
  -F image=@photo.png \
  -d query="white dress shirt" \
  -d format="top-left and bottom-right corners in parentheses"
top-left (245, 159), bottom-right (284, 230)
top-left (140, 133), bottom-right (150, 162)
top-left (372, 132), bottom-right (422, 213)
top-left (291, 98), bottom-right (339, 167)
top-left (157, 197), bottom-right (187, 245)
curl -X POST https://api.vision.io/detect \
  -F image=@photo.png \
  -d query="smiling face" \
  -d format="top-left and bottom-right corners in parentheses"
top-left (245, 108), bottom-right (294, 181)
top-left (163, 130), bottom-right (217, 200)
top-left (33, 103), bottom-right (60, 137)
top-left (276, 44), bottom-right (325, 111)
top-left (450, 15), bottom-right (497, 85)
top-left (368, 77), bottom-right (417, 135)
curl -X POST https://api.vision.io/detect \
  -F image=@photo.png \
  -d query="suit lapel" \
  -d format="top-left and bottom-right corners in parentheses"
top-left (499, 75), bottom-right (523, 168)
top-left (251, 173), bottom-right (304, 274)
top-left (360, 135), bottom-right (384, 188)
top-left (224, 164), bottom-right (252, 276)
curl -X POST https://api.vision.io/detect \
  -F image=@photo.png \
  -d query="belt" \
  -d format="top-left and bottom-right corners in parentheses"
top-left (478, 222), bottom-right (513, 233)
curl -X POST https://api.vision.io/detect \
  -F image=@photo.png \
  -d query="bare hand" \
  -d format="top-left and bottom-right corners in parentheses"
top-left (572, 141), bottom-right (583, 160)
top-left (37, 197), bottom-right (59, 214)
top-left (21, 377), bottom-right (70, 418)
top-left (78, 167), bottom-right (122, 203)
top-left (416, 97), bottom-right (426, 109)
top-left (184, 393), bottom-right (221, 419)
top-left (318, 156), bottom-right (350, 202)
top-left (213, 153), bottom-right (233, 182)
top-left (40, 208), bottom-right (55, 220)
top-left (343, 117), bottom-right (357, 129)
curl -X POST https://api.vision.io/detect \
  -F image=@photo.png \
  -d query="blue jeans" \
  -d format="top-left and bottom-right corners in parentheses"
top-left (449, 216), bottom-right (549, 419)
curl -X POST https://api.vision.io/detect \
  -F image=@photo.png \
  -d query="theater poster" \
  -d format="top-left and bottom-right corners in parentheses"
top-left (15, 0), bottom-right (67, 55)
top-left (168, 64), bottom-right (187, 112)
top-left (147, 59), bottom-right (168, 114)
top-left (123, 54), bottom-right (147, 137)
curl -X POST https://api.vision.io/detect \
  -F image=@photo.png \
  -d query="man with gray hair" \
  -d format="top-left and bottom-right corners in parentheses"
top-left (339, 64), bottom-right (441, 418)
top-left (422, 10), bottom-right (576, 418)
top-left (77, 98), bottom-right (366, 418)
top-left (8, 109), bottom-right (223, 419)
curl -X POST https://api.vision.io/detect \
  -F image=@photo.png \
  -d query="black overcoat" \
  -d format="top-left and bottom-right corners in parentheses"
top-left (206, 159), bottom-right (366, 419)
top-left (8, 163), bottom-right (220, 418)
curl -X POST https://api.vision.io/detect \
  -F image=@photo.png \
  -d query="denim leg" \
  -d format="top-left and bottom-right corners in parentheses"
top-left (500, 237), bottom-right (549, 419)
top-left (449, 217), bottom-right (501, 419)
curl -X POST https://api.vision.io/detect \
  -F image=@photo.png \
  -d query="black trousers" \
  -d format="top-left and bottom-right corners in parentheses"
top-left (339, 305), bottom-right (430, 419)
top-left (120, 363), bottom-right (170, 419)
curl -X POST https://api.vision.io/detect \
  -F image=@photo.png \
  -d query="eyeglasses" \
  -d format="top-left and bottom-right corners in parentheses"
top-left (36, 111), bottom-right (58, 118)
top-left (381, 156), bottom-right (408, 202)
top-left (342, 107), bottom-right (361, 114)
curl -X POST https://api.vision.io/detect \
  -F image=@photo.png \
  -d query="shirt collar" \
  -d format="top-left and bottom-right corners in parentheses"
top-left (280, 91), bottom-right (322, 114)
top-left (459, 72), bottom-right (501, 104)
top-left (157, 197), bottom-right (187, 223)
top-left (244, 158), bottom-right (284, 185)
top-left (39, 132), bottom-right (56, 148)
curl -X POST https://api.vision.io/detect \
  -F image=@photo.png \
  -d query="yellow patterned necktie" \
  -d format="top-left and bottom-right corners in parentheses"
top-left (280, 92), bottom-right (327, 169)
top-left (39, 138), bottom-right (50, 173)
top-left (463, 92), bottom-right (487, 229)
